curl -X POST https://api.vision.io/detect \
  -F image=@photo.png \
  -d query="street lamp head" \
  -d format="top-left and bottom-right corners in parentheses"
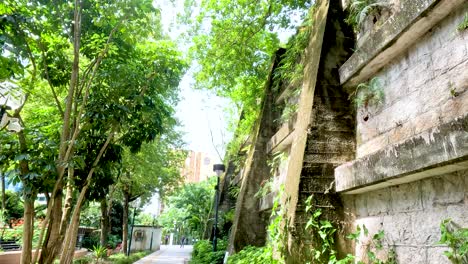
top-left (213, 164), bottom-right (225, 177)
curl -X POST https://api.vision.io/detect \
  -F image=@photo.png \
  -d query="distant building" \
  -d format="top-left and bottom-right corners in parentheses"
top-left (181, 151), bottom-right (218, 183)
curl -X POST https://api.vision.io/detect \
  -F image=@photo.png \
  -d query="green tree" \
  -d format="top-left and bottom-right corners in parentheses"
top-left (187, 0), bottom-right (311, 157)
top-left (1, 1), bottom-right (187, 263)
top-left (118, 130), bottom-right (186, 254)
top-left (158, 178), bottom-right (216, 240)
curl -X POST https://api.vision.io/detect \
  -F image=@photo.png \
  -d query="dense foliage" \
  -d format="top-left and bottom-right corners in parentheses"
top-left (1, 0), bottom-right (187, 262)
top-left (185, 0), bottom-right (312, 159)
top-left (190, 239), bottom-right (227, 264)
top-left (227, 246), bottom-right (274, 264)
top-left (158, 177), bottom-right (216, 240)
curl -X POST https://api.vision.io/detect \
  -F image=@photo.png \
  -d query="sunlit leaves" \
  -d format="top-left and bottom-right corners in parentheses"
top-left (187, 0), bottom-right (310, 160)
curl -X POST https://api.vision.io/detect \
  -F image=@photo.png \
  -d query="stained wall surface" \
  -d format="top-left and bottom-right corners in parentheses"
top-left (356, 7), bottom-right (468, 158)
top-left (343, 169), bottom-right (468, 263)
top-left (337, 1), bottom-right (468, 263)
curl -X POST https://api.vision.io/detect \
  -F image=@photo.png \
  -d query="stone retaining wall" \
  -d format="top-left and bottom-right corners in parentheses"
top-left (343, 169), bottom-right (468, 263)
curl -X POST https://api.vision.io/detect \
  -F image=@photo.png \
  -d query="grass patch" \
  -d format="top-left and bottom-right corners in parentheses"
top-left (70, 250), bottom-right (151, 264)
top-left (108, 251), bottom-right (151, 264)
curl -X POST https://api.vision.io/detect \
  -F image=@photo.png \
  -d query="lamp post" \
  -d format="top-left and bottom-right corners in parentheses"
top-left (149, 214), bottom-right (156, 251)
top-left (212, 164), bottom-right (225, 252)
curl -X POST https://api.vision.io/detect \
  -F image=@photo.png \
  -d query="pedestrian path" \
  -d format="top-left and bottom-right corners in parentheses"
top-left (134, 245), bottom-right (193, 264)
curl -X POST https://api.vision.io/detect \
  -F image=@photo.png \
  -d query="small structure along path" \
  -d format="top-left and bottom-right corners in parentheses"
top-left (133, 245), bottom-right (193, 264)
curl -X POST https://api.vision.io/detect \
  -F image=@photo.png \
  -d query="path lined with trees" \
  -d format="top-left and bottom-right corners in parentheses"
top-left (134, 245), bottom-right (193, 264)
top-left (1, 0), bottom-right (187, 263)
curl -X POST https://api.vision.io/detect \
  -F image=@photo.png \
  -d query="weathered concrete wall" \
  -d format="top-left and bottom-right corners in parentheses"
top-left (356, 6), bottom-right (468, 158)
top-left (228, 51), bottom-right (284, 253)
top-left (343, 169), bottom-right (468, 263)
top-left (335, 0), bottom-right (468, 263)
top-left (130, 226), bottom-right (161, 252)
top-left (287, 0), bottom-right (356, 262)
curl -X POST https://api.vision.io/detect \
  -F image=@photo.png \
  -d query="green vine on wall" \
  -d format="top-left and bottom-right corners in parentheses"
top-left (439, 219), bottom-right (468, 264)
top-left (347, 225), bottom-right (397, 264)
top-left (272, 6), bottom-right (315, 124)
top-left (345, 0), bottom-right (392, 33)
top-left (457, 13), bottom-right (468, 31)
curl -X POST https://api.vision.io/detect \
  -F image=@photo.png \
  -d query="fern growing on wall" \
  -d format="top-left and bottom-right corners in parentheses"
top-left (345, 0), bottom-right (392, 32)
top-left (352, 77), bottom-right (384, 108)
top-left (349, 77), bottom-right (384, 121)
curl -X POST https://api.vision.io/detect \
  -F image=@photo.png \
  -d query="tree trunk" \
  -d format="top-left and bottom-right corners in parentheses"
top-left (20, 196), bottom-right (35, 264)
top-left (38, 191), bottom-right (63, 264)
top-left (17, 128), bottom-right (35, 264)
top-left (60, 130), bottom-right (114, 264)
top-left (59, 178), bottom-right (90, 264)
top-left (1, 171), bottom-right (5, 212)
top-left (60, 168), bottom-right (75, 235)
top-left (38, 0), bottom-right (82, 261)
top-left (100, 197), bottom-right (109, 247)
top-left (122, 190), bottom-right (130, 255)
top-left (59, 203), bottom-right (82, 264)
top-left (107, 195), bottom-right (113, 239)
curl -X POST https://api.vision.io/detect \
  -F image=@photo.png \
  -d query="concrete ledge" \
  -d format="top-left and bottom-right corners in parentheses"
top-left (339, 0), bottom-right (466, 88)
top-left (267, 116), bottom-right (296, 153)
top-left (259, 191), bottom-right (277, 212)
top-left (335, 113), bottom-right (468, 194)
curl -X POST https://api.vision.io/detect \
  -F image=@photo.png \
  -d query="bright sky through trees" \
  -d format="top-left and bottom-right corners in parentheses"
top-left (156, 0), bottom-right (230, 161)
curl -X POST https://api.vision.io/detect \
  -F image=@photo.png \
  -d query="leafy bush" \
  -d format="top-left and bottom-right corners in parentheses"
top-left (190, 239), bottom-right (227, 264)
top-left (439, 219), bottom-right (468, 264)
top-left (228, 246), bottom-right (273, 264)
top-left (72, 256), bottom-right (93, 264)
top-left (107, 234), bottom-right (122, 249)
top-left (108, 251), bottom-right (151, 264)
top-left (3, 191), bottom-right (24, 221)
top-left (92, 244), bottom-right (107, 263)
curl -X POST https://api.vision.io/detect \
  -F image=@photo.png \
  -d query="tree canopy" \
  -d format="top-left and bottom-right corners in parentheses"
top-left (186, 0), bottom-right (311, 157)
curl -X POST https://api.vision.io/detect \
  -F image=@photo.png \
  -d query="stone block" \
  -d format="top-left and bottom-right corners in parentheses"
top-left (387, 121), bottom-right (415, 145)
top-left (385, 57), bottom-right (409, 84)
top-left (374, 91), bottom-right (420, 132)
top-left (382, 214), bottom-right (413, 244)
top-left (390, 181), bottom-right (423, 212)
top-left (413, 109), bottom-right (441, 136)
top-left (446, 204), bottom-right (468, 225)
top-left (409, 58), bottom-right (434, 90)
top-left (354, 194), bottom-right (368, 217)
top-left (395, 246), bottom-right (427, 264)
top-left (426, 246), bottom-right (451, 264)
top-left (410, 207), bottom-right (447, 245)
top-left (384, 72), bottom-right (409, 105)
top-left (421, 172), bottom-right (465, 207)
top-left (357, 133), bottom-right (389, 158)
top-left (417, 77), bottom-right (450, 115)
top-left (440, 85), bottom-right (468, 124)
top-left (366, 189), bottom-right (392, 216)
top-left (356, 114), bottom-right (381, 143)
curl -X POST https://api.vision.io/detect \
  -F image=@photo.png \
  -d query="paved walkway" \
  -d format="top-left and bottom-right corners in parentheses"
top-left (134, 245), bottom-right (193, 264)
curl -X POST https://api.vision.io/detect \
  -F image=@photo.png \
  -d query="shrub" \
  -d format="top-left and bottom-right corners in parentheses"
top-left (228, 246), bottom-right (274, 264)
top-left (108, 251), bottom-right (151, 264)
top-left (190, 239), bottom-right (227, 264)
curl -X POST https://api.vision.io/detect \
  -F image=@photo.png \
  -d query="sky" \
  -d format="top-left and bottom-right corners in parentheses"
top-left (174, 72), bottom-right (231, 162)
